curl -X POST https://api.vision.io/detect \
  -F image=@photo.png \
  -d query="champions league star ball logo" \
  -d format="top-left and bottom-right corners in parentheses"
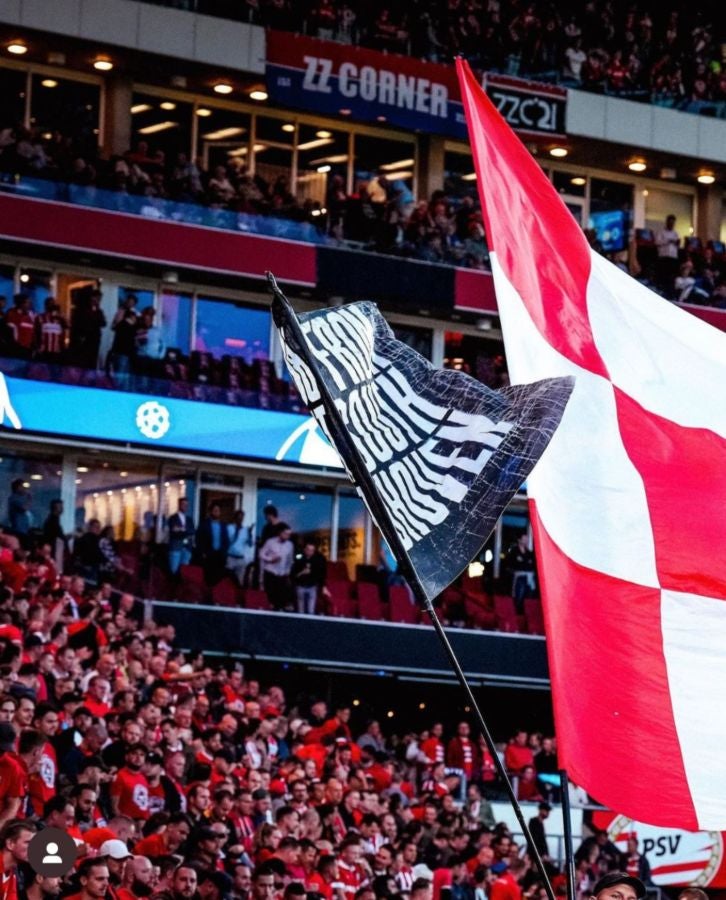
top-left (135, 401), bottom-right (171, 440)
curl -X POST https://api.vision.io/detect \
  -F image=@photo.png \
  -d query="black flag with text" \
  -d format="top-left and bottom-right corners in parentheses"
top-left (270, 274), bottom-right (574, 602)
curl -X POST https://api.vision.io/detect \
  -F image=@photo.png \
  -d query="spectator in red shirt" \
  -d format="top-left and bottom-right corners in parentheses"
top-left (110, 744), bottom-right (150, 821)
top-left (77, 859), bottom-right (112, 900)
top-left (504, 730), bottom-right (534, 775)
top-left (28, 703), bottom-right (58, 812)
top-left (490, 858), bottom-right (527, 900)
top-left (0, 819), bottom-right (37, 900)
top-left (5, 294), bottom-right (35, 357)
top-left (0, 727), bottom-right (44, 824)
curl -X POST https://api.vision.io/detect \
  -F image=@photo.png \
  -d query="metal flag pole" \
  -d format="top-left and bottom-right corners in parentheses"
top-left (560, 769), bottom-right (577, 900)
top-left (267, 273), bottom-right (557, 900)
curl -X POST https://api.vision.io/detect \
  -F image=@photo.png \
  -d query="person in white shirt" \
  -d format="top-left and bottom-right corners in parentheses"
top-left (259, 523), bottom-right (294, 609)
top-left (226, 510), bottom-right (253, 586)
top-left (655, 214), bottom-right (680, 294)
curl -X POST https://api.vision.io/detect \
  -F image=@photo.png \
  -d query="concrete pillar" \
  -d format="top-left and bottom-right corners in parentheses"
top-left (696, 184), bottom-right (723, 244)
top-left (102, 75), bottom-right (133, 157)
top-left (417, 134), bottom-right (445, 200)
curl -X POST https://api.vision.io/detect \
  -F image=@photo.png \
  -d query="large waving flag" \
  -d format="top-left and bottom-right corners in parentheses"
top-left (269, 274), bottom-right (572, 602)
top-left (457, 58), bottom-right (726, 830)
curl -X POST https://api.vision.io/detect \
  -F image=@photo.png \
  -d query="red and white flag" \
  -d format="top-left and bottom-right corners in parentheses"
top-left (457, 58), bottom-right (726, 831)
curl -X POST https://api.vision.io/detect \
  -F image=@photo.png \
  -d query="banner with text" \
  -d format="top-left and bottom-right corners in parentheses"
top-left (266, 31), bottom-right (467, 138)
top-left (483, 74), bottom-right (567, 138)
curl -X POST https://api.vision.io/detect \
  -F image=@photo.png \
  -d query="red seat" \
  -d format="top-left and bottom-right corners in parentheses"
top-left (464, 596), bottom-right (497, 630)
top-left (244, 588), bottom-right (272, 611)
top-left (326, 560), bottom-right (350, 582)
top-left (524, 598), bottom-right (545, 635)
top-left (179, 564), bottom-right (205, 586)
top-left (357, 582), bottom-right (384, 620)
top-left (494, 595), bottom-right (520, 632)
top-left (212, 579), bottom-right (241, 608)
top-left (389, 585), bottom-right (419, 624)
top-left (177, 581), bottom-right (208, 605)
top-left (327, 581), bottom-right (356, 618)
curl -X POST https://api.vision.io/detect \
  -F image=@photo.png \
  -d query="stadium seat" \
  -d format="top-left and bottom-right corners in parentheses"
top-left (326, 560), bottom-right (350, 582)
top-left (327, 581), bottom-right (356, 618)
top-left (212, 579), bottom-right (242, 608)
top-left (494, 595), bottom-right (520, 632)
top-left (244, 588), bottom-right (272, 611)
top-left (178, 581), bottom-right (209, 605)
top-left (464, 595), bottom-right (497, 630)
top-left (389, 585), bottom-right (419, 624)
top-left (357, 582), bottom-right (384, 620)
top-left (524, 598), bottom-right (545, 635)
top-left (179, 564), bottom-right (205, 586)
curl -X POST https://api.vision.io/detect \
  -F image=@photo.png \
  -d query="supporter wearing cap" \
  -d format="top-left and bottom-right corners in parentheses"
top-left (489, 857), bottom-right (528, 900)
top-left (591, 874), bottom-right (646, 900)
top-left (99, 838), bottom-right (133, 895)
top-left (110, 745), bottom-right (150, 821)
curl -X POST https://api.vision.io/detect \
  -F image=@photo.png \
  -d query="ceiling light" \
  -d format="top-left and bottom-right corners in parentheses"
top-left (160, 101), bottom-right (177, 110)
top-left (309, 154), bottom-right (349, 165)
top-left (19, 273), bottom-right (30, 283)
top-left (570, 176), bottom-right (586, 186)
top-left (380, 158), bottom-right (415, 172)
top-left (339, 108), bottom-right (351, 116)
top-left (195, 107), bottom-right (212, 117)
top-left (137, 120), bottom-right (179, 134)
top-left (93, 57), bottom-right (113, 71)
top-left (315, 130), bottom-right (332, 138)
top-left (30, 474), bottom-right (43, 480)
top-left (249, 90), bottom-right (268, 101)
top-left (549, 147), bottom-right (568, 158)
top-left (202, 126), bottom-right (245, 140)
top-left (628, 160), bottom-right (647, 172)
top-left (130, 103), bottom-right (152, 114)
top-left (376, 115), bottom-right (387, 122)
top-left (41, 79), bottom-right (58, 88)
top-left (296, 137), bottom-right (334, 151)
top-left (697, 173), bottom-right (715, 185)
top-left (77, 466), bottom-right (89, 473)
top-left (317, 165), bottom-right (331, 173)
top-left (461, 173), bottom-right (477, 182)
top-left (7, 42), bottom-right (28, 55)
top-left (213, 83), bottom-right (233, 95)
top-left (282, 123), bottom-right (296, 133)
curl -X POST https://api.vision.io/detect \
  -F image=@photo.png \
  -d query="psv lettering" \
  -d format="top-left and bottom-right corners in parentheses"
top-left (642, 836), bottom-right (682, 857)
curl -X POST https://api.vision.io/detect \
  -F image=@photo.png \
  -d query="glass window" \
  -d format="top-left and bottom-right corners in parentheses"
top-left (0, 67), bottom-right (26, 130)
top-left (644, 189), bottom-right (694, 238)
top-left (392, 325), bottom-right (432, 360)
top-left (76, 458), bottom-right (160, 541)
top-left (296, 122), bottom-right (348, 207)
top-left (338, 491), bottom-right (366, 578)
top-left (0, 450), bottom-right (62, 536)
top-left (257, 482), bottom-right (333, 557)
top-left (30, 74), bottom-right (100, 157)
top-left (354, 134), bottom-right (415, 189)
top-left (160, 290), bottom-right (191, 354)
top-left (254, 115), bottom-right (295, 200)
top-left (444, 332), bottom-right (507, 387)
top-left (589, 178), bottom-right (633, 253)
top-left (196, 105), bottom-right (251, 173)
top-left (444, 150), bottom-right (478, 200)
top-left (18, 268), bottom-right (52, 313)
top-left (0, 265), bottom-right (15, 310)
top-left (130, 92), bottom-right (194, 170)
top-left (552, 170), bottom-right (586, 198)
top-left (194, 297), bottom-right (270, 362)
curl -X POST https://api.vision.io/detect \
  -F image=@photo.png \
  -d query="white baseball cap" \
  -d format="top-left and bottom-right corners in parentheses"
top-left (99, 840), bottom-right (132, 860)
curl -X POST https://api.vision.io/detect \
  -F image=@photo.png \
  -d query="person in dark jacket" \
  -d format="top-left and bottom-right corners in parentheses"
top-left (291, 541), bottom-right (327, 615)
top-left (196, 503), bottom-right (229, 586)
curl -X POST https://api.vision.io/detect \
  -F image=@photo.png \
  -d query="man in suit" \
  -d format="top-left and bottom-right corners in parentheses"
top-left (168, 497), bottom-right (195, 576)
top-left (196, 503), bottom-right (229, 585)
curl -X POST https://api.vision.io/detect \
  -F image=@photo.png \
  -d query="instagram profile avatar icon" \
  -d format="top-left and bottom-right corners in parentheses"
top-left (28, 827), bottom-right (78, 876)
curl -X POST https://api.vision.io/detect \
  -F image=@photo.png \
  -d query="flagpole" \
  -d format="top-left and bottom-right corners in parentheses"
top-left (268, 273), bottom-right (556, 900)
top-left (559, 769), bottom-right (576, 900)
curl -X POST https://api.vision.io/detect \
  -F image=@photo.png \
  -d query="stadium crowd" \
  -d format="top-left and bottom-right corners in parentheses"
top-left (156, 1), bottom-right (725, 112)
top-left (0, 126), bottom-right (489, 271)
top-left (0, 527), bottom-right (626, 900)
